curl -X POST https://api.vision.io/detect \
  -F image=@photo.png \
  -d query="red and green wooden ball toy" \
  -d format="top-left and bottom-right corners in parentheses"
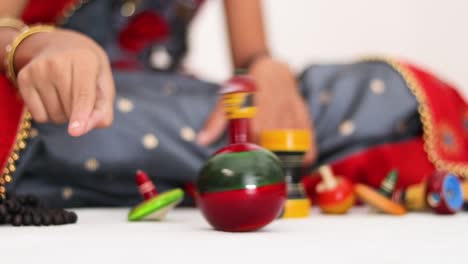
top-left (196, 76), bottom-right (286, 232)
top-left (316, 166), bottom-right (355, 214)
top-left (128, 170), bottom-right (184, 221)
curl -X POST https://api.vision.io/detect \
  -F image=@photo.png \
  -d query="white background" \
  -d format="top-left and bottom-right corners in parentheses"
top-left (186, 0), bottom-right (468, 97)
top-left (3, 208), bottom-right (468, 263)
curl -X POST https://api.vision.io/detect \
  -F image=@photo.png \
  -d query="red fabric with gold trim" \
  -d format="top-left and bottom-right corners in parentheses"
top-left (402, 62), bottom-right (468, 173)
top-left (22, 0), bottom-right (77, 24)
top-left (303, 59), bottom-right (468, 201)
top-left (0, 77), bottom-right (25, 177)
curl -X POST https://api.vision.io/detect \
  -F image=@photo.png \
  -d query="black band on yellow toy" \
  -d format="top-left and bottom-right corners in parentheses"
top-left (222, 92), bottom-right (256, 119)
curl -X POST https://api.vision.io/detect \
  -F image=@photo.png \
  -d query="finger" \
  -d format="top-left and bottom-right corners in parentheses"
top-left (85, 68), bottom-right (115, 132)
top-left (250, 116), bottom-right (261, 144)
top-left (197, 100), bottom-right (227, 146)
top-left (50, 59), bottom-right (73, 118)
top-left (35, 80), bottom-right (68, 124)
top-left (303, 117), bottom-right (317, 165)
top-left (17, 69), bottom-right (48, 123)
top-left (28, 58), bottom-right (67, 123)
top-left (303, 149), bottom-right (317, 166)
top-left (68, 53), bottom-right (98, 137)
top-left (19, 85), bottom-right (49, 123)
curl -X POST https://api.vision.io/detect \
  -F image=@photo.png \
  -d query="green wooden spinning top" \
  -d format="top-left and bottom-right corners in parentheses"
top-left (128, 170), bottom-right (184, 221)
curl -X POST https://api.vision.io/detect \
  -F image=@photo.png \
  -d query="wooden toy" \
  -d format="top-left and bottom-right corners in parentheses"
top-left (355, 170), bottom-right (406, 215)
top-left (196, 76), bottom-right (286, 232)
top-left (397, 171), bottom-right (463, 214)
top-left (128, 170), bottom-right (184, 221)
top-left (261, 130), bottom-right (311, 218)
top-left (462, 181), bottom-right (468, 210)
top-left (316, 166), bottom-right (355, 214)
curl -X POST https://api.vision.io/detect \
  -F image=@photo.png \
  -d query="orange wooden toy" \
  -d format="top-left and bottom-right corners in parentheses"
top-left (355, 170), bottom-right (406, 215)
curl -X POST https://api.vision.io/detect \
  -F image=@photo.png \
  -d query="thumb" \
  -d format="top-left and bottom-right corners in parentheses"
top-left (197, 100), bottom-right (227, 146)
top-left (303, 149), bottom-right (317, 166)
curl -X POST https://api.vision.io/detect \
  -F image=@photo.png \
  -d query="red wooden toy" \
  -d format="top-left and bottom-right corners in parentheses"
top-left (196, 76), bottom-right (286, 232)
top-left (462, 181), bottom-right (468, 211)
top-left (316, 166), bottom-right (355, 214)
top-left (397, 171), bottom-right (463, 214)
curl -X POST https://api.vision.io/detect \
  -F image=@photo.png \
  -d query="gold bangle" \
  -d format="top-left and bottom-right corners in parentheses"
top-left (5, 25), bottom-right (55, 86)
top-left (0, 17), bottom-right (26, 31)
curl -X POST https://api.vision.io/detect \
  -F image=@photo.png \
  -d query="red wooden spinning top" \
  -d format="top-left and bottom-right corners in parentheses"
top-left (136, 170), bottom-right (158, 200)
top-left (196, 76), bottom-right (286, 232)
top-left (316, 166), bottom-right (355, 214)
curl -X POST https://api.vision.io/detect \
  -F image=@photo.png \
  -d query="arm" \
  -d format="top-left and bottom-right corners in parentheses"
top-left (199, 0), bottom-right (317, 164)
top-left (223, 0), bottom-right (268, 68)
top-left (0, 0), bottom-right (27, 72)
top-left (0, 0), bottom-right (27, 16)
top-left (0, 1), bottom-right (115, 137)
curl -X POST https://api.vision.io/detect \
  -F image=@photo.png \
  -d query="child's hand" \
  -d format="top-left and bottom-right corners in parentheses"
top-left (197, 57), bottom-right (317, 165)
top-left (249, 57), bottom-right (317, 164)
top-left (15, 29), bottom-right (115, 137)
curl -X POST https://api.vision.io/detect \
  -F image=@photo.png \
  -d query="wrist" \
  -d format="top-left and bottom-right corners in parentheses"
top-left (235, 50), bottom-right (270, 74)
top-left (0, 29), bottom-right (19, 72)
top-left (6, 25), bottom-right (55, 85)
top-left (14, 30), bottom-right (53, 72)
top-left (0, 17), bottom-right (27, 73)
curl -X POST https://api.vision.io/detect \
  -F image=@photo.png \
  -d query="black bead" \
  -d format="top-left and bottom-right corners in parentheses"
top-left (70, 211), bottom-right (78, 223)
top-left (4, 214), bottom-right (12, 224)
top-left (41, 213), bottom-right (51, 226)
top-left (52, 212), bottom-right (64, 225)
top-left (0, 204), bottom-right (7, 216)
top-left (32, 213), bottom-right (42, 226)
top-left (5, 200), bottom-right (20, 214)
top-left (4, 200), bottom-right (14, 211)
top-left (64, 211), bottom-right (78, 224)
top-left (23, 206), bottom-right (33, 214)
top-left (22, 214), bottom-right (32, 226)
top-left (12, 215), bottom-right (22, 226)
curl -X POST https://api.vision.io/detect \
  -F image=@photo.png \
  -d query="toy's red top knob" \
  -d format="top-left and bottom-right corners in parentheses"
top-left (136, 170), bottom-right (158, 200)
top-left (219, 75), bottom-right (256, 95)
top-left (220, 75), bottom-right (257, 144)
